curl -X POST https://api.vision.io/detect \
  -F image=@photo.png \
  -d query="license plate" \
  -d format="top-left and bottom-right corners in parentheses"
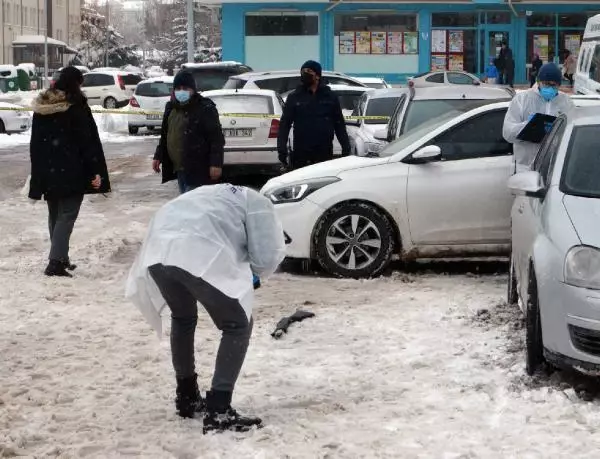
top-left (223, 128), bottom-right (252, 137)
top-left (147, 114), bottom-right (161, 120)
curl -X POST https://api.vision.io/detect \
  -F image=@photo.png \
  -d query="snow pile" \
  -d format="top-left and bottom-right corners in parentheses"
top-left (1, 153), bottom-right (600, 457)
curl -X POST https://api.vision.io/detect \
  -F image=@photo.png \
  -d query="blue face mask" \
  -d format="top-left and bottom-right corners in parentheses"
top-left (174, 90), bottom-right (191, 103)
top-left (539, 86), bottom-right (558, 102)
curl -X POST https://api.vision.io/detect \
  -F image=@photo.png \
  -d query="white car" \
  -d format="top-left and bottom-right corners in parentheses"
top-left (128, 76), bottom-right (174, 135)
top-left (356, 77), bottom-right (392, 89)
top-left (0, 102), bottom-right (31, 134)
top-left (202, 89), bottom-right (284, 174)
top-left (346, 89), bottom-right (409, 156)
top-left (508, 106), bottom-right (600, 376)
top-left (261, 102), bottom-right (516, 278)
top-left (409, 70), bottom-right (484, 87)
top-left (81, 71), bottom-right (143, 108)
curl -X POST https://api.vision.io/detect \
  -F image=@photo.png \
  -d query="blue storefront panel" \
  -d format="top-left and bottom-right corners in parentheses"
top-left (222, 2), bottom-right (597, 85)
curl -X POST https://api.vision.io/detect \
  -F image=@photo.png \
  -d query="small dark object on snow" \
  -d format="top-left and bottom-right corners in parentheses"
top-left (271, 309), bottom-right (315, 339)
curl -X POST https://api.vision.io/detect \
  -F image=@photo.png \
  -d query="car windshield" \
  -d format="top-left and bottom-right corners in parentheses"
top-left (135, 82), bottom-right (173, 97)
top-left (223, 77), bottom-right (246, 90)
top-left (402, 99), bottom-right (504, 135)
top-left (208, 95), bottom-right (274, 114)
top-left (365, 97), bottom-right (402, 125)
top-left (122, 74), bottom-right (142, 85)
top-left (561, 125), bottom-right (600, 199)
top-left (379, 112), bottom-right (459, 158)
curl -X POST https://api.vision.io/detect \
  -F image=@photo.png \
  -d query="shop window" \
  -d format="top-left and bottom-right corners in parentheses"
top-left (245, 14), bottom-right (318, 36)
top-left (334, 14), bottom-right (416, 34)
top-left (527, 30), bottom-right (556, 64)
top-left (527, 13), bottom-right (555, 28)
top-left (432, 13), bottom-right (476, 28)
top-left (559, 30), bottom-right (582, 64)
top-left (430, 30), bottom-right (477, 74)
top-left (558, 13), bottom-right (588, 29)
top-left (486, 12), bottom-right (511, 25)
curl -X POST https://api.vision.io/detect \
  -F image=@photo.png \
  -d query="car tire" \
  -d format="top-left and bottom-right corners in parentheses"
top-left (525, 265), bottom-right (545, 376)
top-left (315, 202), bottom-right (395, 278)
top-left (128, 126), bottom-right (139, 135)
top-left (104, 97), bottom-right (117, 109)
top-left (508, 251), bottom-right (518, 305)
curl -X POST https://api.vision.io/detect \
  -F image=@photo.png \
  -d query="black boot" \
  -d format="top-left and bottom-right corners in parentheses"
top-left (63, 259), bottom-right (77, 271)
top-left (175, 374), bottom-right (205, 419)
top-left (203, 390), bottom-right (263, 434)
top-left (44, 259), bottom-right (73, 277)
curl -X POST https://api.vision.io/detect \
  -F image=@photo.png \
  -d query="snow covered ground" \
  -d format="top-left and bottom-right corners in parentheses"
top-left (1, 153), bottom-right (600, 458)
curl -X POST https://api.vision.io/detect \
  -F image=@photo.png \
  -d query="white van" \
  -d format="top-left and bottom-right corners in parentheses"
top-left (574, 14), bottom-right (600, 95)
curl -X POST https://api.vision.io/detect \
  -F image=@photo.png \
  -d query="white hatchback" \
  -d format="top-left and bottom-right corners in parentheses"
top-left (128, 77), bottom-right (174, 135)
top-left (81, 71), bottom-right (143, 109)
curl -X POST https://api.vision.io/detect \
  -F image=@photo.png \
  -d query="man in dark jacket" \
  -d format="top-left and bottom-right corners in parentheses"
top-left (152, 71), bottom-right (225, 193)
top-left (500, 41), bottom-right (515, 88)
top-left (277, 60), bottom-right (351, 170)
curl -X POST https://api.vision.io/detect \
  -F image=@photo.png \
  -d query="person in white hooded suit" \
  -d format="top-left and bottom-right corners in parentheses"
top-left (126, 184), bottom-right (286, 433)
top-left (503, 63), bottom-right (574, 172)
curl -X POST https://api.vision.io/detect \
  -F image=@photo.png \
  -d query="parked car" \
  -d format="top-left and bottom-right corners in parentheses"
top-left (356, 77), bottom-right (392, 89)
top-left (50, 66), bottom-right (91, 87)
top-left (375, 85), bottom-right (515, 148)
top-left (346, 88), bottom-right (410, 156)
top-left (508, 106), bottom-right (600, 376)
top-left (408, 70), bottom-right (485, 88)
top-left (202, 88), bottom-right (284, 175)
top-left (81, 71), bottom-right (143, 108)
top-left (180, 61), bottom-right (253, 92)
top-left (91, 67), bottom-right (121, 73)
top-left (574, 13), bottom-right (599, 95)
top-left (223, 70), bottom-right (367, 94)
top-left (128, 76), bottom-right (174, 135)
top-left (0, 102), bottom-right (31, 134)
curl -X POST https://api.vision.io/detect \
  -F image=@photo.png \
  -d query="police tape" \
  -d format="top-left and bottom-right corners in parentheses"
top-left (0, 105), bottom-right (390, 121)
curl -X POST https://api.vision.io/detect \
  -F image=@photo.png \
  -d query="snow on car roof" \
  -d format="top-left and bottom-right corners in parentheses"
top-left (328, 84), bottom-right (373, 92)
top-left (139, 76), bottom-right (174, 84)
top-left (202, 88), bottom-right (278, 98)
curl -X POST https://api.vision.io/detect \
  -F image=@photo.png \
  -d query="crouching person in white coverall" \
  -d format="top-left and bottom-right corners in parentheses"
top-left (503, 63), bottom-right (574, 173)
top-left (126, 184), bottom-right (286, 433)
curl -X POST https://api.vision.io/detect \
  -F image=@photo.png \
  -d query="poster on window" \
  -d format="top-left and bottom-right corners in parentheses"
top-left (387, 32), bottom-right (402, 54)
top-left (355, 31), bottom-right (371, 54)
top-left (339, 31), bottom-right (355, 54)
top-left (533, 34), bottom-right (549, 61)
top-left (371, 32), bottom-right (386, 54)
top-left (565, 34), bottom-right (581, 56)
top-left (449, 55), bottom-right (464, 71)
top-left (431, 55), bottom-right (447, 71)
top-left (448, 31), bottom-right (463, 53)
top-left (431, 30), bottom-right (447, 53)
top-left (403, 32), bottom-right (418, 54)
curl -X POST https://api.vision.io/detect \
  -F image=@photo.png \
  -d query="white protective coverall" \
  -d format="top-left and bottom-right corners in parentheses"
top-left (503, 88), bottom-right (574, 171)
top-left (125, 184), bottom-right (286, 336)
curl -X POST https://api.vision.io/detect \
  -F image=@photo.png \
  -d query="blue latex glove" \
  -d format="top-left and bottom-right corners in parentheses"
top-left (544, 121), bottom-right (553, 133)
top-left (252, 274), bottom-right (261, 290)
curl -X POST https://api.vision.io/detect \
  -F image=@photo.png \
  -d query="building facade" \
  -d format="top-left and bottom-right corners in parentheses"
top-left (219, 0), bottom-right (600, 84)
top-left (1, 0), bottom-right (81, 65)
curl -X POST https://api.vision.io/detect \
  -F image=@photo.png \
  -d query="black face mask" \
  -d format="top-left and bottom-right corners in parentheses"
top-left (301, 72), bottom-right (315, 87)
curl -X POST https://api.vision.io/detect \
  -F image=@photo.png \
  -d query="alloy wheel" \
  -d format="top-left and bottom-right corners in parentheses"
top-left (325, 214), bottom-right (382, 270)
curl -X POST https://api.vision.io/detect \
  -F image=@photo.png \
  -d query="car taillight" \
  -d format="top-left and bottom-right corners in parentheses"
top-left (130, 97), bottom-right (139, 108)
top-left (269, 118), bottom-right (279, 138)
top-left (118, 75), bottom-right (126, 90)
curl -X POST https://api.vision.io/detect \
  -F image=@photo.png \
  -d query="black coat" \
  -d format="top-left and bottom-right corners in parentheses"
top-left (29, 90), bottom-right (110, 200)
top-left (154, 94), bottom-right (225, 188)
top-left (277, 84), bottom-right (351, 165)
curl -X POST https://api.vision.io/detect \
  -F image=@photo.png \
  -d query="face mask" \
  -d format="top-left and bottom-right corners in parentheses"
top-left (300, 72), bottom-right (315, 87)
top-left (174, 90), bottom-right (191, 103)
top-left (539, 86), bottom-right (558, 101)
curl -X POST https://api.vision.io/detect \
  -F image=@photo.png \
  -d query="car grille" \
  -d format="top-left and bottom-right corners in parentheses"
top-left (569, 325), bottom-right (600, 357)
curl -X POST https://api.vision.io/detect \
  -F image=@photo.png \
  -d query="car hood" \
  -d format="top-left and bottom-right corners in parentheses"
top-left (263, 156), bottom-right (385, 189)
top-left (362, 123), bottom-right (386, 137)
top-left (563, 195), bottom-right (600, 247)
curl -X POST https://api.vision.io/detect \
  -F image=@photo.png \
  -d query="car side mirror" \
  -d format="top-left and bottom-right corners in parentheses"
top-left (473, 79), bottom-right (481, 86)
top-left (373, 128), bottom-right (388, 141)
top-left (508, 171), bottom-right (546, 198)
top-left (405, 145), bottom-right (442, 164)
top-left (345, 118), bottom-right (360, 127)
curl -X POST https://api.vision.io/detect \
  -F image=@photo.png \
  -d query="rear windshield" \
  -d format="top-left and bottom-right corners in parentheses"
top-left (402, 99), bottom-right (506, 134)
top-left (223, 77), bottom-right (246, 90)
top-left (188, 66), bottom-right (251, 92)
top-left (365, 96), bottom-right (403, 125)
top-left (122, 74), bottom-right (142, 85)
top-left (561, 125), bottom-right (600, 199)
top-left (335, 91), bottom-right (365, 112)
top-left (208, 95), bottom-right (274, 114)
top-left (135, 82), bottom-right (173, 97)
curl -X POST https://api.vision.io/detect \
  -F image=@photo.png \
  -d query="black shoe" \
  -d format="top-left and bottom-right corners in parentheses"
top-left (63, 259), bottom-right (77, 271)
top-left (203, 390), bottom-right (263, 434)
top-left (175, 374), bottom-right (205, 419)
top-left (44, 260), bottom-right (73, 277)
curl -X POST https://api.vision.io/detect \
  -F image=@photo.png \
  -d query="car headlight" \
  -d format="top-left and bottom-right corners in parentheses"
top-left (564, 246), bottom-right (600, 290)
top-left (265, 177), bottom-right (340, 204)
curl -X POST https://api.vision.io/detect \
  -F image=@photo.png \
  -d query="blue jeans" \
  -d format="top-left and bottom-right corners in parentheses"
top-left (177, 172), bottom-right (198, 194)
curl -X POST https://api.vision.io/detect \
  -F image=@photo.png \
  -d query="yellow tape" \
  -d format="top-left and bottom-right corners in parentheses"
top-left (0, 105), bottom-right (390, 120)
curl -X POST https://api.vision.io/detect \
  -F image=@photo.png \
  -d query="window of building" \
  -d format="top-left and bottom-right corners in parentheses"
top-left (31, 8), bottom-right (36, 27)
top-left (14, 4), bottom-right (19, 24)
top-left (245, 14), bottom-right (318, 36)
top-left (432, 12), bottom-right (476, 28)
top-left (527, 13), bottom-right (555, 28)
top-left (334, 13), bottom-right (417, 34)
top-left (485, 12), bottom-right (511, 25)
top-left (526, 14), bottom-right (585, 65)
top-left (23, 7), bottom-right (28, 26)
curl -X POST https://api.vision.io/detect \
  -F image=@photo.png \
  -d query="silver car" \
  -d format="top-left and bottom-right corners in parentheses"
top-left (508, 106), bottom-right (600, 376)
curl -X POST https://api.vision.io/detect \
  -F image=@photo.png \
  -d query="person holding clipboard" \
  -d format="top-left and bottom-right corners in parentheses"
top-left (502, 63), bottom-right (574, 172)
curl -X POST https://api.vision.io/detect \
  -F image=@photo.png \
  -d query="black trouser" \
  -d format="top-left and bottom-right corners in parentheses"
top-left (504, 69), bottom-right (515, 88)
top-left (148, 264), bottom-right (253, 392)
top-left (47, 195), bottom-right (83, 262)
top-left (565, 73), bottom-right (574, 85)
